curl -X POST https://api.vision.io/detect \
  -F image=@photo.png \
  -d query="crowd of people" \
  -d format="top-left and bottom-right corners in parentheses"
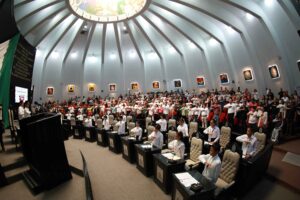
top-left (14, 87), bottom-right (300, 182)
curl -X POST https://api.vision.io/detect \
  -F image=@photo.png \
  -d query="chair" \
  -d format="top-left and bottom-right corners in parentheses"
top-left (168, 119), bottom-right (176, 130)
top-left (189, 122), bottom-right (198, 138)
top-left (127, 122), bottom-right (135, 132)
top-left (96, 119), bottom-right (102, 129)
top-left (167, 130), bottom-right (177, 143)
top-left (219, 127), bottom-right (231, 152)
top-left (215, 150), bottom-right (240, 197)
top-left (108, 115), bottom-right (114, 125)
top-left (185, 138), bottom-right (203, 169)
top-left (254, 132), bottom-right (266, 156)
top-left (145, 117), bottom-right (152, 129)
top-left (126, 115), bottom-right (133, 123)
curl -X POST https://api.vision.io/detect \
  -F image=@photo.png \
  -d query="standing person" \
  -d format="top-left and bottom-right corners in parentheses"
top-left (168, 131), bottom-right (185, 159)
top-left (156, 115), bottom-right (167, 143)
top-left (116, 116), bottom-right (126, 135)
top-left (198, 143), bottom-right (222, 184)
top-left (224, 99), bottom-right (236, 128)
top-left (148, 124), bottom-right (164, 149)
top-left (103, 115), bottom-right (111, 131)
top-left (24, 101), bottom-right (31, 118)
top-left (130, 122), bottom-right (143, 141)
top-left (236, 127), bottom-right (257, 159)
top-left (177, 118), bottom-right (189, 152)
top-left (202, 119), bottom-right (220, 154)
top-left (18, 101), bottom-right (25, 120)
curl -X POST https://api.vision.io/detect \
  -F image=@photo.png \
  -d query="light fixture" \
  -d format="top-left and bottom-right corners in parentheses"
top-left (70, 52), bottom-right (77, 58)
top-left (89, 54), bottom-right (97, 63)
top-left (68, 0), bottom-right (149, 23)
top-left (225, 26), bottom-right (235, 34)
top-left (264, 0), bottom-right (274, 7)
top-left (51, 51), bottom-right (59, 59)
top-left (209, 38), bottom-right (218, 46)
top-left (110, 53), bottom-right (116, 60)
top-left (168, 47), bottom-right (176, 54)
top-left (188, 41), bottom-right (196, 49)
top-left (245, 13), bottom-right (254, 21)
top-left (129, 51), bottom-right (136, 58)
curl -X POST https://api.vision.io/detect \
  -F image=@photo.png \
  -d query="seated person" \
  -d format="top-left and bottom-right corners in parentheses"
top-left (130, 122), bottom-right (143, 141)
top-left (148, 124), bottom-right (164, 149)
top-left (198, 143), bottom-right (222, 184)
top-left (167, 131), bottom-right (185, 159)
top-left (236, 127), bottom-right (257, 159)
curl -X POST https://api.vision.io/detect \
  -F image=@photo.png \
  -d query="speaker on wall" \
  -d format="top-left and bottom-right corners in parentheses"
top-left (298, 30), bottom-right (300, 37)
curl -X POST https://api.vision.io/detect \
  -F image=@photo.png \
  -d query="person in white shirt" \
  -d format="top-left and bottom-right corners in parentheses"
top-left (65, 111), bottom-right (72, 120)
top-left (130, 122), bottom-right (143, 141)
top-left (236, 127), bottom-right (257, 159)
top-left (198, 143), bottom-right (222, 184)
top-left (177, 118), bottom-right (189, 137)
top-left (168, 131), bottom-right (185, 159)
top-left (156, 115), bottom-right (167, 132)
top-left (116, 116), bottom-right (126, 135)
top-left (224, 99), bottom-right (236, 128)
top-left (200, 104), bottom-right (209, 128)
top-left (18, 101), bottom-right (25, 120)
top-left (247, 108), bottom-right (258, 132)
top-left (103, 115), bottom-right (111, 131)
top-left (24, 101), bottom-right (31, 118)
top-left (148, 124), bottom-right (164, 149)
top-left (84, 115), bottom-right (93, 127)
top-left (203, 119), bottom-right (220, 145)
top-left (76, 112), bottom-right (84, 121)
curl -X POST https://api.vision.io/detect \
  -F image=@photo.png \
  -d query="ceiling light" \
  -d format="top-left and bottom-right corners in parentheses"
top-left (71, 52), bottom-right (77, 58)
top-left (110, 53), bottom-right (116, 60)
top-left (51, 51), bottom-right (59, 59)
top-left (209, 38), bottom-right (218, 46)
top-left (168, 47), bottom-right (176, 54)
top-left (129, 51), bottom-right (136, 58)
top-left (188, 42), bottom-right (196, 49)
top-left (264, 0), bottom-right (274, 6)
top-left (245, 13), bottom-right (254, 21)
top-left (89, 55), bottom-right (97, 63)
top-left (68, 0), bottom-right (148, 23)
top-left (226, 26), bottom-right (235, 34)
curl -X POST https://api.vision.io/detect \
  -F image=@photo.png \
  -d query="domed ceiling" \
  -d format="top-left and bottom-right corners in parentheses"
top-left (13, 0), bottom-right (300, 100)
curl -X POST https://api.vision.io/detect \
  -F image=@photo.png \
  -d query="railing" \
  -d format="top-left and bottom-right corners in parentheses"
top-left (80, 151), bottom-right (94, 200)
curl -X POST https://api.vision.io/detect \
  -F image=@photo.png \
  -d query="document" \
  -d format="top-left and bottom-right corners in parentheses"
top-left (175, 172), bottom-right (199, 187)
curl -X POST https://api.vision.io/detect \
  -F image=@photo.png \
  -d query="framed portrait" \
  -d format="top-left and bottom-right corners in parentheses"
top-left (109, 84), bottom-right (116, 92)
top-left (174, 79), bottom-right (182, 88)
top-left (131, 82), bottom-right (139, 90)
top-left (47, 87), bottom-right (54, 96)
top-left (196, 76), bottom-right (205, 86)
top-left (219, 73), bottom-right (229, 84)
top-left (68, 84), bottom-right (75, 93)
top-left (243, 69), bottom-right (253, 81)
top-left (88, 83), bottom-right (95, 92)
top-left (268, 65), bottom-right (280, 79)
top-left (152, 81), bottom-right (160, 89)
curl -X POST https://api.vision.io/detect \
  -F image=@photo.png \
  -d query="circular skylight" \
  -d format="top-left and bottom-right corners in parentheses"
top-left (68, 0), bottom-right (149, 23)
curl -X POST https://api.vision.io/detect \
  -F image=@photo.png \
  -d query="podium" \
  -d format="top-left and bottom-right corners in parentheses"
top-left (84, 127), bottom-right (96, 142)
top-left (121, 137), bottom-right (142, 163)
top-left (153, 154), bottom-right (186, 194)
top-left (135, 144), bottom-right (161, 177)
top-left (97, 129), bottom-right (108, 147)
top-left (72, 125), bottom-right (84, 139)
top-left (19, 113), bottom-right (72, 194)
top-left (108, 131), bottom-right (127, 154)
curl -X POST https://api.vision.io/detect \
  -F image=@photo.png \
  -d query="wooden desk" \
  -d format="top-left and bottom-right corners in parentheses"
top-left (135, 144), bottom-right (161, 177)
top-left (121, 137), bottom-right (142, 163)
top-left (153, 153), bottom-right (186, 194)
top-left (97, 129), bottom-right (108, 147)
top-left (172, 170), bottom-right (215, 200)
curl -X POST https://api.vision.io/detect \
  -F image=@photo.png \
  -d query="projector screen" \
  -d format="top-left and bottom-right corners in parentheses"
top-left (15, 86), bottom-right (28, 103)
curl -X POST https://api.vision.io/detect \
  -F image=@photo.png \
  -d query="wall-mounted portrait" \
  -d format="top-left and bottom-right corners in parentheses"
top-left (131, 82), bottom-right (139, 90)
top-left (47, 87), bottom-right (54, 96)
top-left (88, 83), bottom-right (95, 92)
top-left (68, 84), bottom-right (75, 93)
top-left (196, 76), bottom-right (205, 86)
top-left (174, 79), bottom-right (182, 88)
top-left (109, 84), bottom-right (116, 92)
top-left (268, 65), bottom-right (280, 79)
top-left (152, 81), bottom-right (160, 89)
top-left (243, 69), bottom-right (253, 81)
top-left (219, 73), bottom-right (229, 84)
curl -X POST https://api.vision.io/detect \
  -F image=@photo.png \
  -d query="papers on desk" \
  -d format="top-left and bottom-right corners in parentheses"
top-left (204, 141), bottom-right (212, 145)
top-left (175, 172), bottom-right (199, 187)
top-left (128, 137), bottom-right (136, 140)
top-left (141, 144), bottom-right (152, 149)
top-left (162, 153), bottom-right (181, 160)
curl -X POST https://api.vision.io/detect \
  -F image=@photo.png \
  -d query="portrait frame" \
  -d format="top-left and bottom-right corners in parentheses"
top-left (88, 83), bottom-right (95, 92)
top-left (131, 82), bottom-right (139, 90)
top-left (174, 79), bottom-right (182, 88)
top-left (219, 73), bottom-right (229, 84)
top-left (67, 84), bottom-right (75, 93)
top-left (46, 87), bottom-right (54, 96)
top-left (109, 83), bottom-right (116, 92)
top-left (268, 64), bottom-right (280, 79)
top-left (243, 69), bottom-right (254, 81)
top-left (152, 81), bottom-right (160, 89)
top-left (196, 76), bottom-right (205, 86)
